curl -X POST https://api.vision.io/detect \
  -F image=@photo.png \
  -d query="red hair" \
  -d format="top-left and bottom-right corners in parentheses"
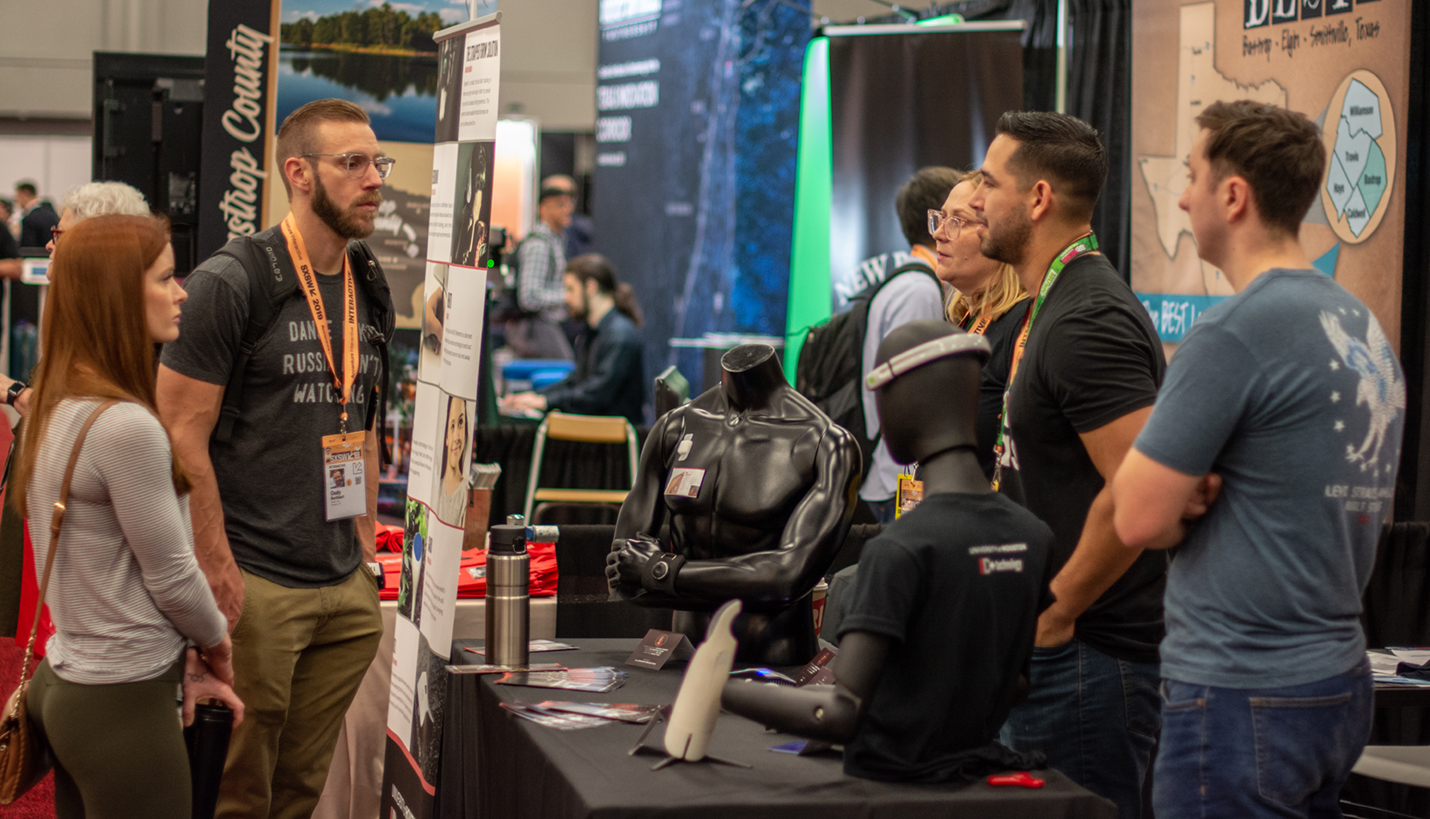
top-left (11, 214), bottom-right (189, 514)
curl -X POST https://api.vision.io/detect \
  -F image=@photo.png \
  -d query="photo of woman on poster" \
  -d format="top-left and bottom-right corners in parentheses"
top-left (433, 393), bottom-right (471, 524)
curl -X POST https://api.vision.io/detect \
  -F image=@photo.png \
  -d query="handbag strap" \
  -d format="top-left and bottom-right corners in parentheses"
top-left (16, 399), bottom-right (120, 684)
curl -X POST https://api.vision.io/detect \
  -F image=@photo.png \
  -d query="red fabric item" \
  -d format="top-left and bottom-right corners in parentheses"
top-left (16, 521), bottom-right (54, 657)
top-left (375, 540), bottom-right (558, 600)
top-left (375, 522), bottom-right (404, 553)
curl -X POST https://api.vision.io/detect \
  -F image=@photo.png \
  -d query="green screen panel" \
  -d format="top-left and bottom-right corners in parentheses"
top-left (783, 36), bottom-right (831, 380)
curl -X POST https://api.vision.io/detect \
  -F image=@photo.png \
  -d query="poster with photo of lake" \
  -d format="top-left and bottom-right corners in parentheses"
top-left (276, 1), bottom-right (469, 142)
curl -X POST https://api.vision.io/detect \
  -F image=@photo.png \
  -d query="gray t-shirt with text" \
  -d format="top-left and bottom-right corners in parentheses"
top-left (1135, 269), bottom-right (1404, 688)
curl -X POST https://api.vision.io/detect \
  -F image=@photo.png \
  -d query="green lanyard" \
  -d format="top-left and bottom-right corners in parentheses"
top-left (991, 233), bottom-right (1099, 491)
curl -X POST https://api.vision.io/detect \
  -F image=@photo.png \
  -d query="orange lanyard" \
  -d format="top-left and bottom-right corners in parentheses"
top-left (280, 212), bottom-right (359, 433)
top-left (963, 312), bottom-right (993, 336)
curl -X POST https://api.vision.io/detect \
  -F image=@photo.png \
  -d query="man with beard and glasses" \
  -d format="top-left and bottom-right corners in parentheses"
top-left (968, 111), bottom-right (1166, 819)
top-left (502, 253), bottom-right (646, 424)
top-left (157, 98), bottom-right (393, 818)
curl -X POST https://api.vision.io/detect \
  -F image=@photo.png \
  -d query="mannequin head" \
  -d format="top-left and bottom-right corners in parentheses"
top-left (870, 320), bottom-right (986, 466)
top-left (719, 344), bottom-right (787, 411)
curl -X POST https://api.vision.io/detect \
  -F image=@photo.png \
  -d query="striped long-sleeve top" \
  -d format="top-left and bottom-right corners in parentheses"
top-left (27, 399), bottom-right (226, 684)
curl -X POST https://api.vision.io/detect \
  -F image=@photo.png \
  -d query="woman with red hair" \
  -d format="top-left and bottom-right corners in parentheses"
top-left (12, 214), bottom-right (243, 817)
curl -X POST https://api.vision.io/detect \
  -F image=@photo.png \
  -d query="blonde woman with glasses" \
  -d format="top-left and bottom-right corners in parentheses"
top-left (929, 169), bottom-right (1030, 478)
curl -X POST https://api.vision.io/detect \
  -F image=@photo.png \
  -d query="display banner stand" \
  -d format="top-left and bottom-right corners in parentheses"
top-left (198, 0), bottom-right (281, 260)
top-left (380, 13), bottom-right (502, 819)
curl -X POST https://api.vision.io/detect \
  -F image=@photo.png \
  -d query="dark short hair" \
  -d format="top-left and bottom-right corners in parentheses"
top-left (14, 182), bottom-right (37, 198)
top-left (995, 111), bottom-right (1107, 223)
top-left (895, 166), bottom-right (960, 247)
top-left (1195, 100), bottom-right (1325, 237)
top-left (275, 99), bottom-right (371, 197)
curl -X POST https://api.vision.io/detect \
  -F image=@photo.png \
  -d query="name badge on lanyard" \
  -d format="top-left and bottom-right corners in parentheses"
top-left (280, 213), bottom-right (367, 521)
top-left (323, 431), bottom-right (367, 521)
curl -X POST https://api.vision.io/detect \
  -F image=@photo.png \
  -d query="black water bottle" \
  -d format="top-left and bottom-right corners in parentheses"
top-left (185, 702), bottom-right (233, 819)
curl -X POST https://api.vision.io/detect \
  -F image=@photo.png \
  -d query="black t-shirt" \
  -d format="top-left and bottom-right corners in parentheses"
top-left (973, 298), bottom-right (1030, 479)
top-left (838, 492), bottom-right (1054, 782)
top-left (160, 231), bottom-right (384, 587)
top-left (1000, 252), bottom-right (1166, 663)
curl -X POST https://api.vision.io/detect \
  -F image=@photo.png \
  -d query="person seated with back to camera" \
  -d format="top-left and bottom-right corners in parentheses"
top-left (501, 253), bottom-right (646, 425)
top-left (722, 319), bottom-right (1055, 782)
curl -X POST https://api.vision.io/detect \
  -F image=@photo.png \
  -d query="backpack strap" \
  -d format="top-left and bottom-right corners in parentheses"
top-left (213, 234), bottom-right (295, 444)
top-left (874, 259), bottom-right (940, 294)
top-left (347, 239), bottom-right (396, 469)
top-left (210, 235), bottom-right (396, 469)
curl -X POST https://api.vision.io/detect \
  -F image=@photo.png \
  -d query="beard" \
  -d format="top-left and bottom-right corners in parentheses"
top-left (980, 205), bottom-right (1032, 267)
top-left (312, 171), bottom-right (380, 240)
top-left (567, 291), bottom-right (589, 322)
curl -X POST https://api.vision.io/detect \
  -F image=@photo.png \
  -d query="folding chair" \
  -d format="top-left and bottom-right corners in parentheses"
top-left (523, 412), bottom-right (639, 524)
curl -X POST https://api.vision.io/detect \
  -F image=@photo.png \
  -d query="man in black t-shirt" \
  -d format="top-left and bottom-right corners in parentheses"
top-left (968, 112), bottom-right (1166, 819)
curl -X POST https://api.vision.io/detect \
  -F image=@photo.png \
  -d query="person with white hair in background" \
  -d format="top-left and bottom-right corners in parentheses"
top-left (46, 181), bottom-right (152, 254)
top-left (0, 181), bottom-right (152, 414)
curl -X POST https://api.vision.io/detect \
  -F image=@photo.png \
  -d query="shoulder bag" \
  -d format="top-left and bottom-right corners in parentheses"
top-left (0, 399), bottom-right (117, 803)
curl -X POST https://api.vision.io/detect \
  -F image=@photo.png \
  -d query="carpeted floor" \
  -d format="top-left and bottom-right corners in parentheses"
top-left (0, 638), bottom-right (55, 818)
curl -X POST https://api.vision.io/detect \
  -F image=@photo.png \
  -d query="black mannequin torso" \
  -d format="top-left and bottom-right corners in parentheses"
top-left (607, 345), bottom-right (859, 665)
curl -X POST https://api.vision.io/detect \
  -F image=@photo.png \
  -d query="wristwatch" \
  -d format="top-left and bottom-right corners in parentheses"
top-left (5, 380), bottom-right (26, 407)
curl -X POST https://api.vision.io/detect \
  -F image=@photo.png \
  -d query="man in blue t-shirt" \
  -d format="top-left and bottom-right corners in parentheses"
top-left (1112, 100), bottom-right (1405, 819)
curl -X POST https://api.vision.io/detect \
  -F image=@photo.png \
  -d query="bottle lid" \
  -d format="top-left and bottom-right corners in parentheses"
top-left (488, 523), bottom-right (527, 554)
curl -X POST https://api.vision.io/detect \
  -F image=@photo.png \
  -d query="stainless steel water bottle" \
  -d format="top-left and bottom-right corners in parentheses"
top-left (485, 514), bottom-right (530, 667)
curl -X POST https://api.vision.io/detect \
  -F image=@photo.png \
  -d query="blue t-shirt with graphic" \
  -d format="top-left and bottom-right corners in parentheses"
top-left (1134, 269), bottom-right (1405, 689)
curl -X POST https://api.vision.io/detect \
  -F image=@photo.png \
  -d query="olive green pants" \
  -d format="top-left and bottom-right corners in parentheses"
top-left (218, 567), bottom-right (381, 819)
top-left (27, 655), bottom-right (190, 819)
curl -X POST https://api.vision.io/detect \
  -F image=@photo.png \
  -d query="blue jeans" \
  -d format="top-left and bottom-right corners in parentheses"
top-left (1000, 639), bottom-right (1160, 819)
top-left (1153, 658), bottom-right (1373, 819)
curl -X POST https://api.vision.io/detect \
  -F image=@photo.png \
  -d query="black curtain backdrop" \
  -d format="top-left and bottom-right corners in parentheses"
top-left (885, 0), bottom-right (1131, 277)
top-left (825, 29), bottom-right (1023, 298)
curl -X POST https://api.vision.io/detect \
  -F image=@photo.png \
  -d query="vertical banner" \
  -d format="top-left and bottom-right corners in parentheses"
top-left (199, 0), bottom-right (282, 259)
top-left (1131, 0), bottom-right (1410, 347)
top-left (592, 0), bottom-right (808, 390)
top-left (824, 24), bottom-right (1024, 311)
top-left (381, 15), bottom-right (499, 819)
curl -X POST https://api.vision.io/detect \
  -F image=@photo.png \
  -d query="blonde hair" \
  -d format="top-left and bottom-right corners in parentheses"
top-left (944, 169), bottom-right (1028, 328)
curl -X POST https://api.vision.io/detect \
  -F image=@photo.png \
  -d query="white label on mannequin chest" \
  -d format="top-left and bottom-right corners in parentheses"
top-left (665, 468), bottom-right (705, 498)
top-left (676, 434), bottom-right (694, 461)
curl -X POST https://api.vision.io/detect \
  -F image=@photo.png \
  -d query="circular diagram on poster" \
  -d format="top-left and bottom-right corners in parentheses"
top-left (1320, 69), bottom-right (1396, 245)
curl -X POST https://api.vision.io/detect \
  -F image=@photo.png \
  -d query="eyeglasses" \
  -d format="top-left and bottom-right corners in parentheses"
top-left (928, 210), bottom-right (971, 237)
top-left (302, 153), bottom-right (396, 180)
top-left (50, 226), bottom-right (64, 243)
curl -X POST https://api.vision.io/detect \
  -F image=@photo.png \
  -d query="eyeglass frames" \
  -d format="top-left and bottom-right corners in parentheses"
top-left (928, 209), bottom-right (972, 237)
top-left (302, 153), bottom-right (396, 180)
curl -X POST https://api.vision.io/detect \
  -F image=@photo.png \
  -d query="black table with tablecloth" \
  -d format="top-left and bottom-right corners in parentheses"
top-left (435, 638), bottom-right (1116, 819)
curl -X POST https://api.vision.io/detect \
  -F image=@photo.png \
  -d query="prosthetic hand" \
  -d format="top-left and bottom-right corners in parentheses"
top-left (606, 533), bottom-right (684, 598)
top-left (719, 630), bottom-right (889, 743)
